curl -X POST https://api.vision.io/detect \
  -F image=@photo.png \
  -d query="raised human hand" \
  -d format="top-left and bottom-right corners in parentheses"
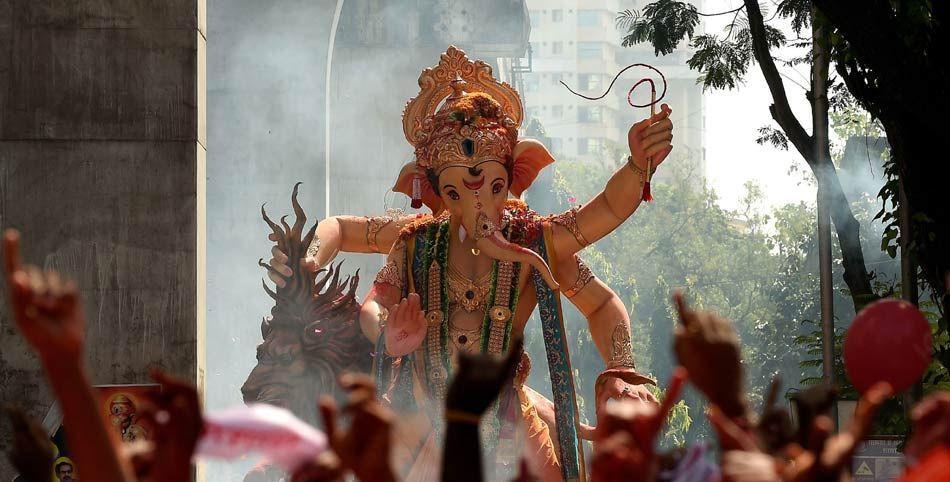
top-left (756, 376), bottom-right (796, 454)
top-left (673, 291), bottom-right (748, 419)
top-left (445, 338), bottom-right (523, 418)
top-left (384, 293), bottom-right (426, 357)
top-left (903, 391), bottom-right (950, 466)
top-left (627, 103), bottom-right (673, 171)
top-left (3, 229), bottom-right (85, 365)
top-left (291, 452), bottom-right (345, 482)
top-left (319, 373), bottom-right (397, 482)
top-left (780, 382), bottom-right (892, 482)
top-left (591, 368), bottom-right (687, 482)
top-left (133, 370), bottom-right (204, 482)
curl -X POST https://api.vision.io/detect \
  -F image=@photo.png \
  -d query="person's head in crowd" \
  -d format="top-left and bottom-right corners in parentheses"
top-left (55, 458), bottom-right (76, 481)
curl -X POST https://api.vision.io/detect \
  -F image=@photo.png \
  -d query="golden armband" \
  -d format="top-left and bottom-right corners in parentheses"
top-left (548, 207), bottom-right (590, 248)
top-left (366, 215), bottom-right (393, 253)
top-left (564, 256), bottom-right (595, 298)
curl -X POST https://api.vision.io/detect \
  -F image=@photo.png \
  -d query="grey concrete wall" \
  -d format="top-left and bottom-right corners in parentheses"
top-left (0, 0), bottom-right (205, 477)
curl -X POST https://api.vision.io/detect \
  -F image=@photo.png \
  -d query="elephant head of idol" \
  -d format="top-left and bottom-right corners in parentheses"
top-left (397, 47), bottom-right (559, 289)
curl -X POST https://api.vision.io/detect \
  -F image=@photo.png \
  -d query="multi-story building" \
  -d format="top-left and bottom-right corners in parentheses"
top-left (522, 0), bottom-right (705, 178)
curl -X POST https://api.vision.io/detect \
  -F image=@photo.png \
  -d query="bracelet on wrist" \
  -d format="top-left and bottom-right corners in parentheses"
top-left (626, 156), bottom-right (657, 176)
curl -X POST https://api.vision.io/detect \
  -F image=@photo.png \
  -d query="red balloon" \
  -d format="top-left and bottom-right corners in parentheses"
top-left (844, 299), bottom-right (932, 394)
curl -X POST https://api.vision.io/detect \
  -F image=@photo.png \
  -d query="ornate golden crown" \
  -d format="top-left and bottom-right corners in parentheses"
top-left (402, 46), bottom-right (523, 173)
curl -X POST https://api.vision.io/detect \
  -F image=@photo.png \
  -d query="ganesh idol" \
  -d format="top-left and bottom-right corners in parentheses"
top-left (267, 46), bottom-right (674, 481)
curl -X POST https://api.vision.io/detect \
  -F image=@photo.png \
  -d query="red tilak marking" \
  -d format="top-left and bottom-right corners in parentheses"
top-left (463, 176), bottom-right (485, 191)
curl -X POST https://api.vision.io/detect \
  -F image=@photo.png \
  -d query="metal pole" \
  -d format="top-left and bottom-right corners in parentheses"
top-left (813, 8), bottom-right (836, 426)
top-left (899, 172), bottom-right (922, 412)
top-left (324, 0), bottom-right (345, 219)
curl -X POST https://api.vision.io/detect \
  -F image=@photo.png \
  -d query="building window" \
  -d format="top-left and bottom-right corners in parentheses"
top-left (524, 74), bottom-right (539, 92)
top-left (578, 137), bottom-right (605, 155)
top-left (526, 106), bottom-right (541, 119)
top-left (551, 137), bottom-right (563, 153)
top-left (578, 106), bottom-right (603, 123)
top-left (578, 42), bottom-right (602, 59)
top-left (552, 41), bottom-right (563, 55)
top-left (551, 73), bottom-right (564, 86)
top-left (578, 10), bottom-right (600, 27)
top-left (552, 105), bottom-right (564, 117)
top-left (578, 73), bottom-right (602, 91)
top-left (552, 9), bottom-right (563, 22)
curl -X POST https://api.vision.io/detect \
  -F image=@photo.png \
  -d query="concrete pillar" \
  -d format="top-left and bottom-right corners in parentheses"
top-left (0, 0), bottom-right (206, 475)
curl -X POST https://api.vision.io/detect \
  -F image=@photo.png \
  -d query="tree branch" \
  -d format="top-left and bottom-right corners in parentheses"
top-left (743, 0), bottom-right (812, 162)
top-left (697, 5), bottom-right (744, 17)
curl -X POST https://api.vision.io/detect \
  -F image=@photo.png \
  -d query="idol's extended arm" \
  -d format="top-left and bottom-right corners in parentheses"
top-left (317, 215), bottom-right (409, 256)
top-left (269, 214), bottom-right (415, 287)
top-left (554, 254), bottom-right (638, 370)
top-left (549, 105), bottom-right (673, 258)
top-left (554, 254), bottom-right (657, 410)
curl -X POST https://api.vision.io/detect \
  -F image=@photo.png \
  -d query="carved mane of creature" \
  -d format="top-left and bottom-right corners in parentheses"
top-left (241, 183), bottom-right (374, 426)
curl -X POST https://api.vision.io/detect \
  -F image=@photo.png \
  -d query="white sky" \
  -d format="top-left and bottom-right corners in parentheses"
top-left (701, 0), bottom-right (817, 211)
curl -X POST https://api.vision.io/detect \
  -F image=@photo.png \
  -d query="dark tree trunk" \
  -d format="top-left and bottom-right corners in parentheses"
top-left (743, 0), bottom-right (878, 312)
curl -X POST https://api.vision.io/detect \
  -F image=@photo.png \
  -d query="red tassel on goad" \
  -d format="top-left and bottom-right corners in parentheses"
top-left (642, 158), bottom-right (654, 202)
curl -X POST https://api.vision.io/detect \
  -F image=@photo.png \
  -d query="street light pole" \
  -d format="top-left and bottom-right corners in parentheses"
top-left (813, 7), bottom-right (836, 427)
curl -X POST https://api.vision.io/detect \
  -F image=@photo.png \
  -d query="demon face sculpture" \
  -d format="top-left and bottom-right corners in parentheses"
top-left (241, 183), bottom-right (374, 425)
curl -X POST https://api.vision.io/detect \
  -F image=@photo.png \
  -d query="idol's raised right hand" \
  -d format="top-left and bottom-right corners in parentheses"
top-left (384, 293), bottom-right (426, 357)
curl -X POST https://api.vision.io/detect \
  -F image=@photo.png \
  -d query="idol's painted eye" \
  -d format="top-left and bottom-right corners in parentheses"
top-left (447, 189), bottom-right (460, 201)
top-left (492, 180), bottom-right (505, 195)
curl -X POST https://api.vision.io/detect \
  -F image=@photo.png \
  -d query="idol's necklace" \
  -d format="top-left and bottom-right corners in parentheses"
top-left (446, 263), bottom-right (492, 313)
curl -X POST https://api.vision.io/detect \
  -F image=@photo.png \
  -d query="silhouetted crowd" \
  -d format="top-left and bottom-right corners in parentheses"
top-left (4, 228), bottom-right (948, 481)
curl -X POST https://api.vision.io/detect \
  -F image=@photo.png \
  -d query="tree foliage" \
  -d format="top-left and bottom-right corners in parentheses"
top-left (617, 1), bottom-right (700, 55)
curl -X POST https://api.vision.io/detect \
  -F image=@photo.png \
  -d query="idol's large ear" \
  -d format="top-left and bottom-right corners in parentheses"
top-left (392, 162), bottom-right (444, 213)
top-left (510, 138), bottom-right (555, 198)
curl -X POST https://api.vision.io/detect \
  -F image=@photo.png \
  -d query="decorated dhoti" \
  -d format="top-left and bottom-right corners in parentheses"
top-left (387, 375), bottom-right (562, 482)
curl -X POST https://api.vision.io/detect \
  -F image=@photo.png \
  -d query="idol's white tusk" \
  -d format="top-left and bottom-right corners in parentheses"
top-left (458, 225), bottom-right (467, 243)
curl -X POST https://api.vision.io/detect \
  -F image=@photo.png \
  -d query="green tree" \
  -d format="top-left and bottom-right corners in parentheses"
top-left (616, 0), bottom-right (878, 317)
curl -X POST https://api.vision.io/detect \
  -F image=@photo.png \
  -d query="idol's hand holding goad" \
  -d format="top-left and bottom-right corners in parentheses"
top-left (627, 104), bottom-right (673, 172)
